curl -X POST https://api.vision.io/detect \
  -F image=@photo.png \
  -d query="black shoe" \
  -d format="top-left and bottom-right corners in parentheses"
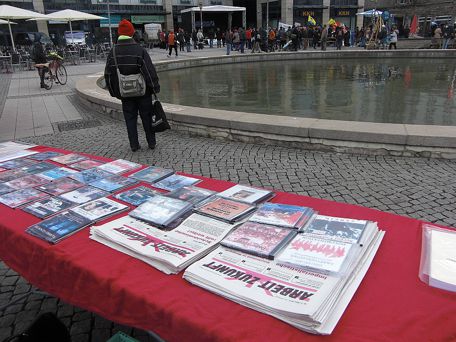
top-left (149, 144), bottom-right (156, 150)
top-left (40, 84), bottom-right (45, 88)
top-left (131, 146), bottom-right (141, 152)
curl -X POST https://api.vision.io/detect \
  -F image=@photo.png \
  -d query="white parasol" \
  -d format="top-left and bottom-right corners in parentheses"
top-left (0, 5), bottom-right (47, 50)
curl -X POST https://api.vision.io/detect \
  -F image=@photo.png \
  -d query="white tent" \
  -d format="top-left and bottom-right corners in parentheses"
top-left (32, 9), bottom-right (105, 44)
top-left (0, 5), bottom-right (47, 50)
top-left (181, 5), bottom-right (246, 31)
top-left (0, 19), bottom-right (16, 25)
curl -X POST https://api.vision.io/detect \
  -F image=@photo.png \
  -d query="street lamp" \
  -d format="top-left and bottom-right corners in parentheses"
top-left (198, 1), bottom-right (203, 34)
top-left (99, 0), bottom-right (113, 46)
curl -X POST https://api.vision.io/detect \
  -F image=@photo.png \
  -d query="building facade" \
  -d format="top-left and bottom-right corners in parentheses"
top-left (1, 0), bottom-right (368, 42)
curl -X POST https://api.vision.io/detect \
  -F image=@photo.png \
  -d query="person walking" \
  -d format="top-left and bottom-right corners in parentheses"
top-left (167, 30), bottom-right (178, 57)
top-left (104, 19), bottom-right (161, 152)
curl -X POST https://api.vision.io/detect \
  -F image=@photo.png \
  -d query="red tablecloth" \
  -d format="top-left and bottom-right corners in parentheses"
top-left (0, 145), bottom-right (455, 342)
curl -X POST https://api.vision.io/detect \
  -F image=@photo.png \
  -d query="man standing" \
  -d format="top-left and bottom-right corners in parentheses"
top-left (320, 25), bottom-right (328, 51)
top-left (167, 30), bottom-right (178, 57)
top-left (104, 19), bottom-right (160, 152)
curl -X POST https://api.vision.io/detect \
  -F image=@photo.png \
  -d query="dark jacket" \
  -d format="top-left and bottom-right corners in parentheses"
top-left (32, 42), bottom-right (47, 64)
top-left (104, 38), bottom-right (160, 100)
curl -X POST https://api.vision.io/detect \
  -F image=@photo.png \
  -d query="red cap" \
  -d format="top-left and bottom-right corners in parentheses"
top-left (118, 19), bottom-right (135, 37)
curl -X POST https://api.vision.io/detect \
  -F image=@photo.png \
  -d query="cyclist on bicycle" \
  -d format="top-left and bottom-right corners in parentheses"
top-left (31, 42), bottom-right (47, 88)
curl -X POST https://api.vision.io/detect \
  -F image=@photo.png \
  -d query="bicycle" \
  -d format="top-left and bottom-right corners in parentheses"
top-left (35, 51), bottom-right (68, 90)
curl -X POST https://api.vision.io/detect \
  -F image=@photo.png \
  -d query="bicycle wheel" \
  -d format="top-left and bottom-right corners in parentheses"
top-left (56, 65), bottom-right (67, 85)
top-left (42, 69), bottom-right (53, 90)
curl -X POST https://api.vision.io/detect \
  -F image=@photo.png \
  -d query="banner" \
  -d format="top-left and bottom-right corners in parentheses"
top-left (278, 22), bottom-right (292, 30)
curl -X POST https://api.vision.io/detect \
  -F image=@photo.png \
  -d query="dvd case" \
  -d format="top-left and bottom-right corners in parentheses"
top-left (22, 196), bottom-right (75, 219)
top-left (36, 177), bottom-right (84, 196)
top-left (249, 203), bottom-right (315, 229)
top-left (58, 186), bottom-right (110, 204)
top-left (128, 166), bottom-right (174, 183)
top-left (70, 197), bottom-right (128, 222)
top-left (89, 175), bottom-right (138, 193)
top-left (153, 174), bottom-right (201, 192)
top-left (68, 159), bottom-right (105, 171)
top-left (51, 153), bottom-right (88, 165)
top-left (194, 196), bottom-right (256, 223)
top-left (165, 186), bottom-right (216, 205)
top-left (0, 188), bottom-right (48, 208)
top-left (27, 151), bottom-right (63, 161)
top-left (114, 186), bottom-right (160, 206)
top-left (217, 184), bottom-right (274, 204)
top-left (69, 168), bottom-right (113, 184)
top-left (96, 159), bottom-right (142, 175)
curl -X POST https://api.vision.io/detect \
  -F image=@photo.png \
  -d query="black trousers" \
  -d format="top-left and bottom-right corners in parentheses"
top-left (121, 95), bottom-right (156, 149)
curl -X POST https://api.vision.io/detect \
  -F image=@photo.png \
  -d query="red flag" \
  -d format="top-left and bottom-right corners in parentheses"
top-left (410, 15), bottom-right (417, 34)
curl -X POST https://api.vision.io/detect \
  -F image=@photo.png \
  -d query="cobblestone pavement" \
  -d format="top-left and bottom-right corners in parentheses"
top-left (1, 46), bottom-right (456, 342)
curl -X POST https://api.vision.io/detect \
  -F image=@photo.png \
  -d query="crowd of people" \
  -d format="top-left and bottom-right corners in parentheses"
top-left (153, 23), bottom-right (404, 56)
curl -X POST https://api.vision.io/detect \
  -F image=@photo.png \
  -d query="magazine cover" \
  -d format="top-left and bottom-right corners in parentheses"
top-left (0, 169), bottom-right (28, 182)
top-left (96, 159), bottom-right (142, 175)
top-left (0, 183), bottom-right (14, 195)
top-left (166, 186), bottom-right (216, 205)
top-left (129, 166), bottom-right (174, 183)
top-left (27, 151), bottom-right (63, 161)
top-left (69, 168), bottom-right (113, 184)
top-left (70, 197), bottom-right (128, 221)
top-left (221, 222), bottom-right (297, 259)
top-left (276, 234), bottom-right (354, 274)
top-left (0, 158), bottom-right (37, 169)
top-left (0, 188), bottom-right (48, 208)
top-left (5, 174), bottom-right (50, 190)
top-left (88, 175), bottom-right (138, 193)
top-left (153, 174), bottom-right (201, 192)
top-left (303, 215), bottom-right (368, 244)
top-left (114, 186), bottom-right (159, 206)
top-left (249, 203), bottom-right (314, 228)
top-left (51, 153), bottom-right (88, 165)
top-left (58, 186), bottom-right (110, 204)
top-left (39, 167), bottom-right (79, 180)
top-left (19, 162), bottom-right (56, 175)
top-left (25, 211), bottom-right (92, 244)
top-left (218, 184), bottom-right (274, 204)
top-left (195, 197), bottom-right (256, 222)
top-left (129, 194), bottom-right (192, 227)
top-left (22, 196), bottom-right (75, 219)
top-left (36, 177), bottom-right (84, 196)
top-left (69, 159), bottom-right (105, 171)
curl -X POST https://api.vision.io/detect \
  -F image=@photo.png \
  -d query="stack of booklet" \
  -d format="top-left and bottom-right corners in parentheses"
top-left (184, 215), bottom-right (385, 335)
top-left (90, 214), bottom-right (237, 274)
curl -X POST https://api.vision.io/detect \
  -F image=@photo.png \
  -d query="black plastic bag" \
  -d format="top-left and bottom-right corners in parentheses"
top-left (150, 95), bottom-right (171, 133)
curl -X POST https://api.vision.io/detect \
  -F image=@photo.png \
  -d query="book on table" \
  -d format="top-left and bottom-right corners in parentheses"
top-left (249, 202), bottom-right (316, 229)
top-left (184, 219), bottom-right (385, 335)
top-left (69, 168), bottom-right (113, 184)
top-left (220, 221), bottom-right (297, 259)
top-left (4, 174), bottom-right (50, 190)
top-left (128, 194), bottom-right (193, 228)
top-left (50, 153), bottom-right (88, 165)
top-left (114, 186), bottom-right (160, 206)
top-left (88, 175), bottom-right (138, 193)
top-left (58, 186), bottom-right (110, 204)
top-left (96, 159), bottom-right (142, 175)
top-left (0, 169), bottom-right (28, 182)
top-left (69, 197), bottom-right (129, 222)
top-left (153, 174), bottom-right (201, 192)
top-left (25, 211), bottom-right (92, 244)
top-left (0, 188), bottom-right (49, 208)
top-left (69, 159), bottom-right (106, 171)
top-left (0, 183), bottom-right (15, 195)
top-left (194, 196), bottom-right (256, 223)
top-left (22, 196), bottom-right (75, 219)
top-left (36, 177), bottom-right (84, 196)
top-left (165, 186), bottom-right (216, 205)
top-left (38, 167), bottom-right (79, 181)
top-left (90, 213), bottom-right (237, 274)
top-left (0, 158), bottom-right (37, 170)
top-left (26, 151), bottom-right (63, 161)
top-left (217, 184), bottom-right (275, 204)
top-left (19, 162), bottom-right (56, 175)
top-left (128, 166), bottom-right (174, 184)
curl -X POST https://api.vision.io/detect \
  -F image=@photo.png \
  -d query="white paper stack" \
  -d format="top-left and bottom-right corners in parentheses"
top-left (90, 214), bottom-right (237, 274)
top-left (183, 222), bottom-right (384, 335)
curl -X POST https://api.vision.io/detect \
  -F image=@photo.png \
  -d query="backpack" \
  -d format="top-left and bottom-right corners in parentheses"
top-left (112, 46), bottom-right (146, 98)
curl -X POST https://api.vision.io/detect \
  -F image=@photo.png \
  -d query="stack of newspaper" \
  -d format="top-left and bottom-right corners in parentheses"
top-left (90, 214), bottom-right (237, 274)
top-left (184, 218), bottom-right (385, 335)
